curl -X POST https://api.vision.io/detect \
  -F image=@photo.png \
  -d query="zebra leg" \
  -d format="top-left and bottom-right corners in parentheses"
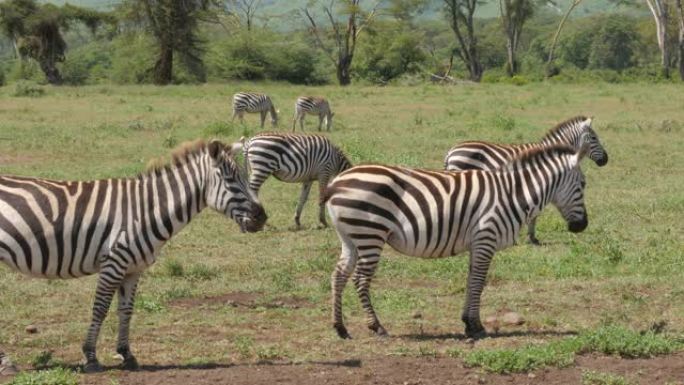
top-left (331, 236), bottom-right (359, 339)
top-left (82, 260), bottom-right (126, 373)
top-left (116, 273), bottom-right (141, 371)
top-left (527, 217), bottom-right (541, 245)
top-left (293, 182), bottom-right (313, 229)
top-left (461, 244), bottom-right (495, 339)
top-left (317, 178), bottom-right (329, 228)
top-left (300, 115), bottom-right (305, 131)
top-left (317, 115), bottom-right (324, 131)
top-left (352, 251), bottom-right (387, 336)
top-left (260, 111), bottom-right (267, 129)
top-left (0, 351), bottom-right (18, 376)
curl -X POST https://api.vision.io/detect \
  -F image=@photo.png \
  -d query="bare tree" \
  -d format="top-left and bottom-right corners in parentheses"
top-left (545, 0), bottom-right (583, 78)
top-left (645, 0), bottom-right (671, 78)
top-left (443, 0), bottom-right (484, 82)
top-left (230, 0), bottom-right (262, 31)
top-left (499, 0), bottom-right (536, 76)
top-left (303, 0), bottom-right (381, 86)
top-left (676, 0), bottom-right (684, 79)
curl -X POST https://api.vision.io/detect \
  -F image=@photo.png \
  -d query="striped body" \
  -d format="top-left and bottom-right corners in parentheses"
top-left (231, 92), bottom-right (278, 128)
top-left (325, 145), bottom-right (587, 339)
top-left (0, 141), bottom-right (266, 372)
top-left (292, 96), bottom-right (334, 131)
top-left (444, 116), bottom-right (607, 244)
top-left (243, 132), bottom-right (351, 228)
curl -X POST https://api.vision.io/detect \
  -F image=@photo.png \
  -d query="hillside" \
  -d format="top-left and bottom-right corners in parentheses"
top-left (45, 0), bottom-right (631, 18)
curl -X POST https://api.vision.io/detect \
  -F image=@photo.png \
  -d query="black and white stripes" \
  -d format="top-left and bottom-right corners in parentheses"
top-left (231, 92), bottom-right (279, 128)
top-left (0, 140), bottom-right (266, 373)
top-left (292, 96), bottom-right (334, 131)
top-left (324, 144), bottom-right (587, 339)
top-left (242, 132), bottom-right (351, 229)
top-left (444, 116), bottom-right (607, 244)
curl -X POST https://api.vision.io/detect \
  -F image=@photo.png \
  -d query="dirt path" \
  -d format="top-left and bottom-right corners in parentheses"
top-left (70, 353), bottom-right (684, 385)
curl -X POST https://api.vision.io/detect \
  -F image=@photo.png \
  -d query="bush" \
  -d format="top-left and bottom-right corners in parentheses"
top-left (13, 80), bottom-right (45, 97)
top-left (354, 26), bottom-right (427, 84)
top-left (588, 15), bottom-right (639, 71)
top-left (110, 33), bottom-right (155, 84)
top-left (59, 40), bottom-right (113, 85)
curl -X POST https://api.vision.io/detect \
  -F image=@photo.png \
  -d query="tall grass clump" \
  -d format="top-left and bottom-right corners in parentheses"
top-left (8, 368), bottom-right (77, 385)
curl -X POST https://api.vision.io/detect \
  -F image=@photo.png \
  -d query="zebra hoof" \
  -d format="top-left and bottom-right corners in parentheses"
top-left (369, 324), bottom-right (388, 337)
top-left (0, 361), bottom-right (19, 376)
top-left (121, 356), bottom-right (139, 371)
top-left (83, 360), bottom-right (104, 373)
top-left (527, 237), bottom-right (542, 246)
top-left (465, 328), bottom-right (487, 340)
top-left (334, 324), bottom-right (352, 339)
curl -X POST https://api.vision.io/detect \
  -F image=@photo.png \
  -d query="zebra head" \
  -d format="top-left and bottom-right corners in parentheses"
top-left (551, 152), bottom-right (588, 233)
top-left (578, 118), bottom-right (608, 167)
top-left (271, 109), bottom-right (280, 127)
top-left (205, 140), bottom-right (267, 233)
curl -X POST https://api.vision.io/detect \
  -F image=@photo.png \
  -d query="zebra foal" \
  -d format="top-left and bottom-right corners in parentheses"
top-left (231, 92), bottom-right (279, 128)
top-left (241, 132), bottom-right (351, 229)
top-left (444, 116), bottom-right (607, 244)
top-left (324, 144), bottom-right (588, 339)
top-left (0, 140), bottom-right (266, 374)
top-left (292, 96), bottom-right (334, 132)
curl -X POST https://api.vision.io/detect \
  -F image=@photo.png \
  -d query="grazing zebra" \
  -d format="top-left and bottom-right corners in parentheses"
top-left (241, 132), bottom-right (351, 229)
top-left (324, 144), bottom-right (588, 339)
top-left (292, 96), bottom-right (334, 132)
top-left (0, 140), bottom-right (266, 374)
top-left (231, 92), bottom-right (279, 128)
top-left (444, 116), bottom-right (606, 245)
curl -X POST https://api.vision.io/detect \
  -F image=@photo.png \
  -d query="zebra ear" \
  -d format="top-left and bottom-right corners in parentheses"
top-left (229, 137), bottom-right (245, 154)
top-left (582, 116), bottom-right (593, 128)
top-left (208, 140), bottom-right (226, 161)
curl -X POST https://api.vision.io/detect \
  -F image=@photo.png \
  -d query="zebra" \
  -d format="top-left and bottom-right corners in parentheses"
top-left (444, 116), bottom-right (606, 245)
top-left (324, 144), bottom-right (588, 340)
top-left (241, 132), bottom-right (351, 229)
top-left (231, 92), bottom-right (279, 128)
top-left (292, 96), bottom-right (334, 132)
top-left (0, 140), bottom-right (267, 374)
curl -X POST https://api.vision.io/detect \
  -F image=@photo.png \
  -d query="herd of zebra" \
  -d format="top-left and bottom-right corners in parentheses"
top-left (0, 90), bottom-right (608, 375)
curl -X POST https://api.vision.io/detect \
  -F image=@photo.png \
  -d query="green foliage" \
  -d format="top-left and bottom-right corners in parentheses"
top-left (109, 33), bottom-right (155, 84)
top-left (588, 15), bottom-right (639, 71)
top-left (8, 368), bottom-right (77, 385)
top-left (464, 326), bottom-right (683, 373)
top-left (186, 263), bottom-right (220, 281)
top-left (581, 370), bottom-right (636, 385)
top-left (12, 80), bottom-right (44, 97)
top-left (355, 24), bottom-right (427, 84)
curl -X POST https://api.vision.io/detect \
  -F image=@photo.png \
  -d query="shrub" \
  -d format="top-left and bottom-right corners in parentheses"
top-left (110, 33), bottom-right (155, 84)
top-left (8, 367), bottom-right (77, 385)
top-left (13, 80), bottom-right (45, 97)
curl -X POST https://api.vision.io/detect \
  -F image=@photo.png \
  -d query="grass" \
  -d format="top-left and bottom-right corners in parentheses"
top-left (582, 370), bottom-right (637, 385)
top-left (7, 367), bottom-right (78, 385)
top-left (0, 82), bottom-right (682, 379)
top-left (463, 325), bottom-right (683, 373)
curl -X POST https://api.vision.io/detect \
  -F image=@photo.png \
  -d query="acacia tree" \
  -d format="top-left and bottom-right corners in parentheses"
top-left (645, 0), bottom-right (671, 77)
top-left (121, 0), bottom-right (220, 85)
top-left (546, 0), bottom-right (583, 77)
top-left (499, 0), bottom-right (536, 76)
top-left (443, 0), bottom-right (484, 82)
top-left (303, 0), bottom-right (381, 86)
top-left (0, 0), bottom-right (112, 84)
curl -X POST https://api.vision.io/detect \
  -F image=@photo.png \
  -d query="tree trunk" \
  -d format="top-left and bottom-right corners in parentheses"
top-left (337, 54), bottom-right (352, 86)
top-left (646, 0), bottom-right (670, 78)
top-left (546, 0), bottom-right (583, 78)
top-left (154, 44), bottom-right (173, 85)
top-left (506, 39), bottom-right (517, 76)
top-left (39, 58), bottom-right (62, 85)
top-left (677, 0), bottom-right (684, 80)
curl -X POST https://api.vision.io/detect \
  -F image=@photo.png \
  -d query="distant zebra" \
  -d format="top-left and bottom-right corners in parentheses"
top-left (241, 132), bottom-right (351, 229)
top-left (292, 96), bottom-right (334, 132)
top-left (0, 140), bottom-right (266, 374)
top-left (444, 116), bottom-right (606, 244)
top-left (231, 92), bottom-right (279, 128)
top-left (324, 144), bottom-right (588, 339)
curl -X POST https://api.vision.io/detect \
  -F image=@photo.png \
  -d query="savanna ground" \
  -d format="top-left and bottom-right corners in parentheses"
top-left (0, 82), bottom-right (683, 385)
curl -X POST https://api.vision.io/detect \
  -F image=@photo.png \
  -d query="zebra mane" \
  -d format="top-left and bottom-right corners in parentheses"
top-left (509, 144), bottom-right (577, 167)
top-left (144, 139), bottom-right (212, 173)
top-left (543, 115), bottom-right (589, 138)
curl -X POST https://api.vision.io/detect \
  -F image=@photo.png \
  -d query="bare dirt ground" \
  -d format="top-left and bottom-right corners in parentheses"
top-left (2, 353), bottom-right (678, 385)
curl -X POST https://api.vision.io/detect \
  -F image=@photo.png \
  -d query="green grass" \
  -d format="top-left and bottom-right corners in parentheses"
top-left (463, 326), bottom-right (683, 373)
top-left (0, 82), bottom-right (682, 378)
top-left (582, 370), bottom-right (637, 385)
top-left (8, 368), bottom-right (78, 385)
